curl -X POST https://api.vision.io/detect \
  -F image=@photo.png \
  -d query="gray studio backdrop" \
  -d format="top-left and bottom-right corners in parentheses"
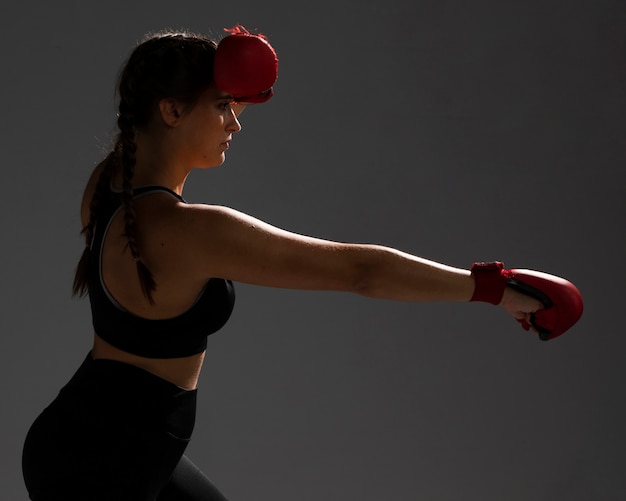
top-left (1, 1), bottom-right (624, 499)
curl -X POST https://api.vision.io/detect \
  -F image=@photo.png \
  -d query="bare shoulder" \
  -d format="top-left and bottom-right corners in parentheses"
top-left (166, 201), bottom-right (360, 290)
top-left (169, 202), bottom-right (284, 260)
top-left (179, 203), bottom-right (275, 236)
top-left (177, 202), bottom-right (332, 253)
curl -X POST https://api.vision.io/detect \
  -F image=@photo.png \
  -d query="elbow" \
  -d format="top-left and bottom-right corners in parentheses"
top-left (347, 246), bottom-right (383, 298)
top-left (352, 271), bottom-right (373, 297)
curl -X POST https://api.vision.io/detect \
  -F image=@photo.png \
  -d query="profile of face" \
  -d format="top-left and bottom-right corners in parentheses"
top-left (158, 87), bottom-right (245, 169)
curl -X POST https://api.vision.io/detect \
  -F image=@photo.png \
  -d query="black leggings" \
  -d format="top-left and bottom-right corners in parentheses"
top-left (22, 353), bottom-right (228, 500)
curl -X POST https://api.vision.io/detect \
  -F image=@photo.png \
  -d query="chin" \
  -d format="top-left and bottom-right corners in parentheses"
top-left (196, 156), bottom-right (226, 169)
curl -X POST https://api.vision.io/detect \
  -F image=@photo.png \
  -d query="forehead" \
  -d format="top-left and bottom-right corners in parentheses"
top-left (203, 86), bottom-right (233, 101)
top-left (215, 91), bottom-right (234, 101)
top-left (195, 85), bottom-right (230, 102)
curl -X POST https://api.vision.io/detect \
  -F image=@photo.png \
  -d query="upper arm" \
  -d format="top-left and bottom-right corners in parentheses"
top-left (179, 204), bottom-right (369, 292)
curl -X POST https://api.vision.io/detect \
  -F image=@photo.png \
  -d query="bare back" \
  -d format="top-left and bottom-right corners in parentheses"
top-left (82, 164), bottom-right (210, 390)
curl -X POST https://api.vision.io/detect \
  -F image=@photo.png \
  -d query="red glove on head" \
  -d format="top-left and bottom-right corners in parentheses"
top-left (470, 262), bottom-right (584, 341)
top-left (214, 25), bottom-right (278, 104)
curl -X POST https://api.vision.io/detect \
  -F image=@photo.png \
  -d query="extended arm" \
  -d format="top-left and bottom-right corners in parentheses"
top-left (147, 201), bottom-right (545, 330)
top-left (180, 204), bottom-right (476, 302)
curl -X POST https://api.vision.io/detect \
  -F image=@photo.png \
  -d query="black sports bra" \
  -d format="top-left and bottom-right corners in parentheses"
top-left (88, 185), bottom-right (235, 358)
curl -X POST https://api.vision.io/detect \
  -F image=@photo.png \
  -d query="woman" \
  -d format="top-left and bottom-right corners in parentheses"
top-left (22, 29), bottom-right (543, 500)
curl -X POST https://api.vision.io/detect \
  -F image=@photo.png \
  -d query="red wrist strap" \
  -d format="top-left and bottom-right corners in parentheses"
top-left (470, 261), bottom-right (511, 305)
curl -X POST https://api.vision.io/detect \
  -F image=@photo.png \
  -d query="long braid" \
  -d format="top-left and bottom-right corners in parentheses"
top-left (117, 104), bottom-right (156, 304)
top-left (72, 152), bottom-right (116, 297)
top-left (73, 31), bottom-right (217, 302)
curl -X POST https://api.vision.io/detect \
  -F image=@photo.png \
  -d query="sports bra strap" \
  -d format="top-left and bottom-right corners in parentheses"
top-left (131, 185), bottom-right (186, 203)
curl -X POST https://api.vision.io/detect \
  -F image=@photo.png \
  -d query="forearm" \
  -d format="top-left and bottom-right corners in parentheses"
top-left (350, 244), bottom-right (474, 303)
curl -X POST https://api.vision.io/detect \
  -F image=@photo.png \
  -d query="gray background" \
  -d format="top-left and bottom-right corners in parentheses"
top-left (1, 0), bottom-right (624, 499)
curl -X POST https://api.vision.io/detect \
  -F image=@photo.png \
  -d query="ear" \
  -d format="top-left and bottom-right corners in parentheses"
top-left (158, 98), bottom-right (185, 127)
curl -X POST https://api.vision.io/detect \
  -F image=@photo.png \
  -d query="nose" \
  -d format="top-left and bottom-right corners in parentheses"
top-left (226, 106), bottom-right (242, 133)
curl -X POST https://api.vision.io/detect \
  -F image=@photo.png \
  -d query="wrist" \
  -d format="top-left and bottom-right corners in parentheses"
top-left (469, 261), bottom-right (511, 305)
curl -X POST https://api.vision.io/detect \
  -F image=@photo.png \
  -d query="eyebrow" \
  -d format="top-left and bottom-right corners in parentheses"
top-left (216, 93), bottom-right (234, 101)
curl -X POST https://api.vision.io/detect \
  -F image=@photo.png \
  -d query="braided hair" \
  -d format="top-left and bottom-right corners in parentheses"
top-left (73, 31), bottom-right (218, 303)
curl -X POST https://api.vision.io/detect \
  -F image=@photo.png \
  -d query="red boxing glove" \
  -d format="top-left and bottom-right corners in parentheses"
top-left (470, 262), bottom-right (584, 341)
top-left (214, 25), bottom-right (279, 104)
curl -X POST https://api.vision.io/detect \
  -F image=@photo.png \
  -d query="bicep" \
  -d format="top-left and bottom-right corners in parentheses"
top-left (184, 205), bottom-right (368, 291)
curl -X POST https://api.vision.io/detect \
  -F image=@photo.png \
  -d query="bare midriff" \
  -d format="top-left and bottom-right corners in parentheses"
top-left (91, 334), bottom-right (205, 390)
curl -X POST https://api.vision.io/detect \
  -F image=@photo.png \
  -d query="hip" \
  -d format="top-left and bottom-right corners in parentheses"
top-left (22, 353), bottom-right (198, 499)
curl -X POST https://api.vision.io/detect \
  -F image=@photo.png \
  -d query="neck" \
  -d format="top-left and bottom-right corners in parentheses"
top-left (128, 130), bottom-right (191, 196)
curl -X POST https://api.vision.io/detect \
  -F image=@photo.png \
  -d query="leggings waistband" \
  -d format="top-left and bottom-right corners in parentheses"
top-left (61, 352), bottom-right (197, 403)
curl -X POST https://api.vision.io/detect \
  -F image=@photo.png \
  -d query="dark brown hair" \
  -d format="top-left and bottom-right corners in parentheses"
top-left (73, 31), bottom-right (218, 303)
